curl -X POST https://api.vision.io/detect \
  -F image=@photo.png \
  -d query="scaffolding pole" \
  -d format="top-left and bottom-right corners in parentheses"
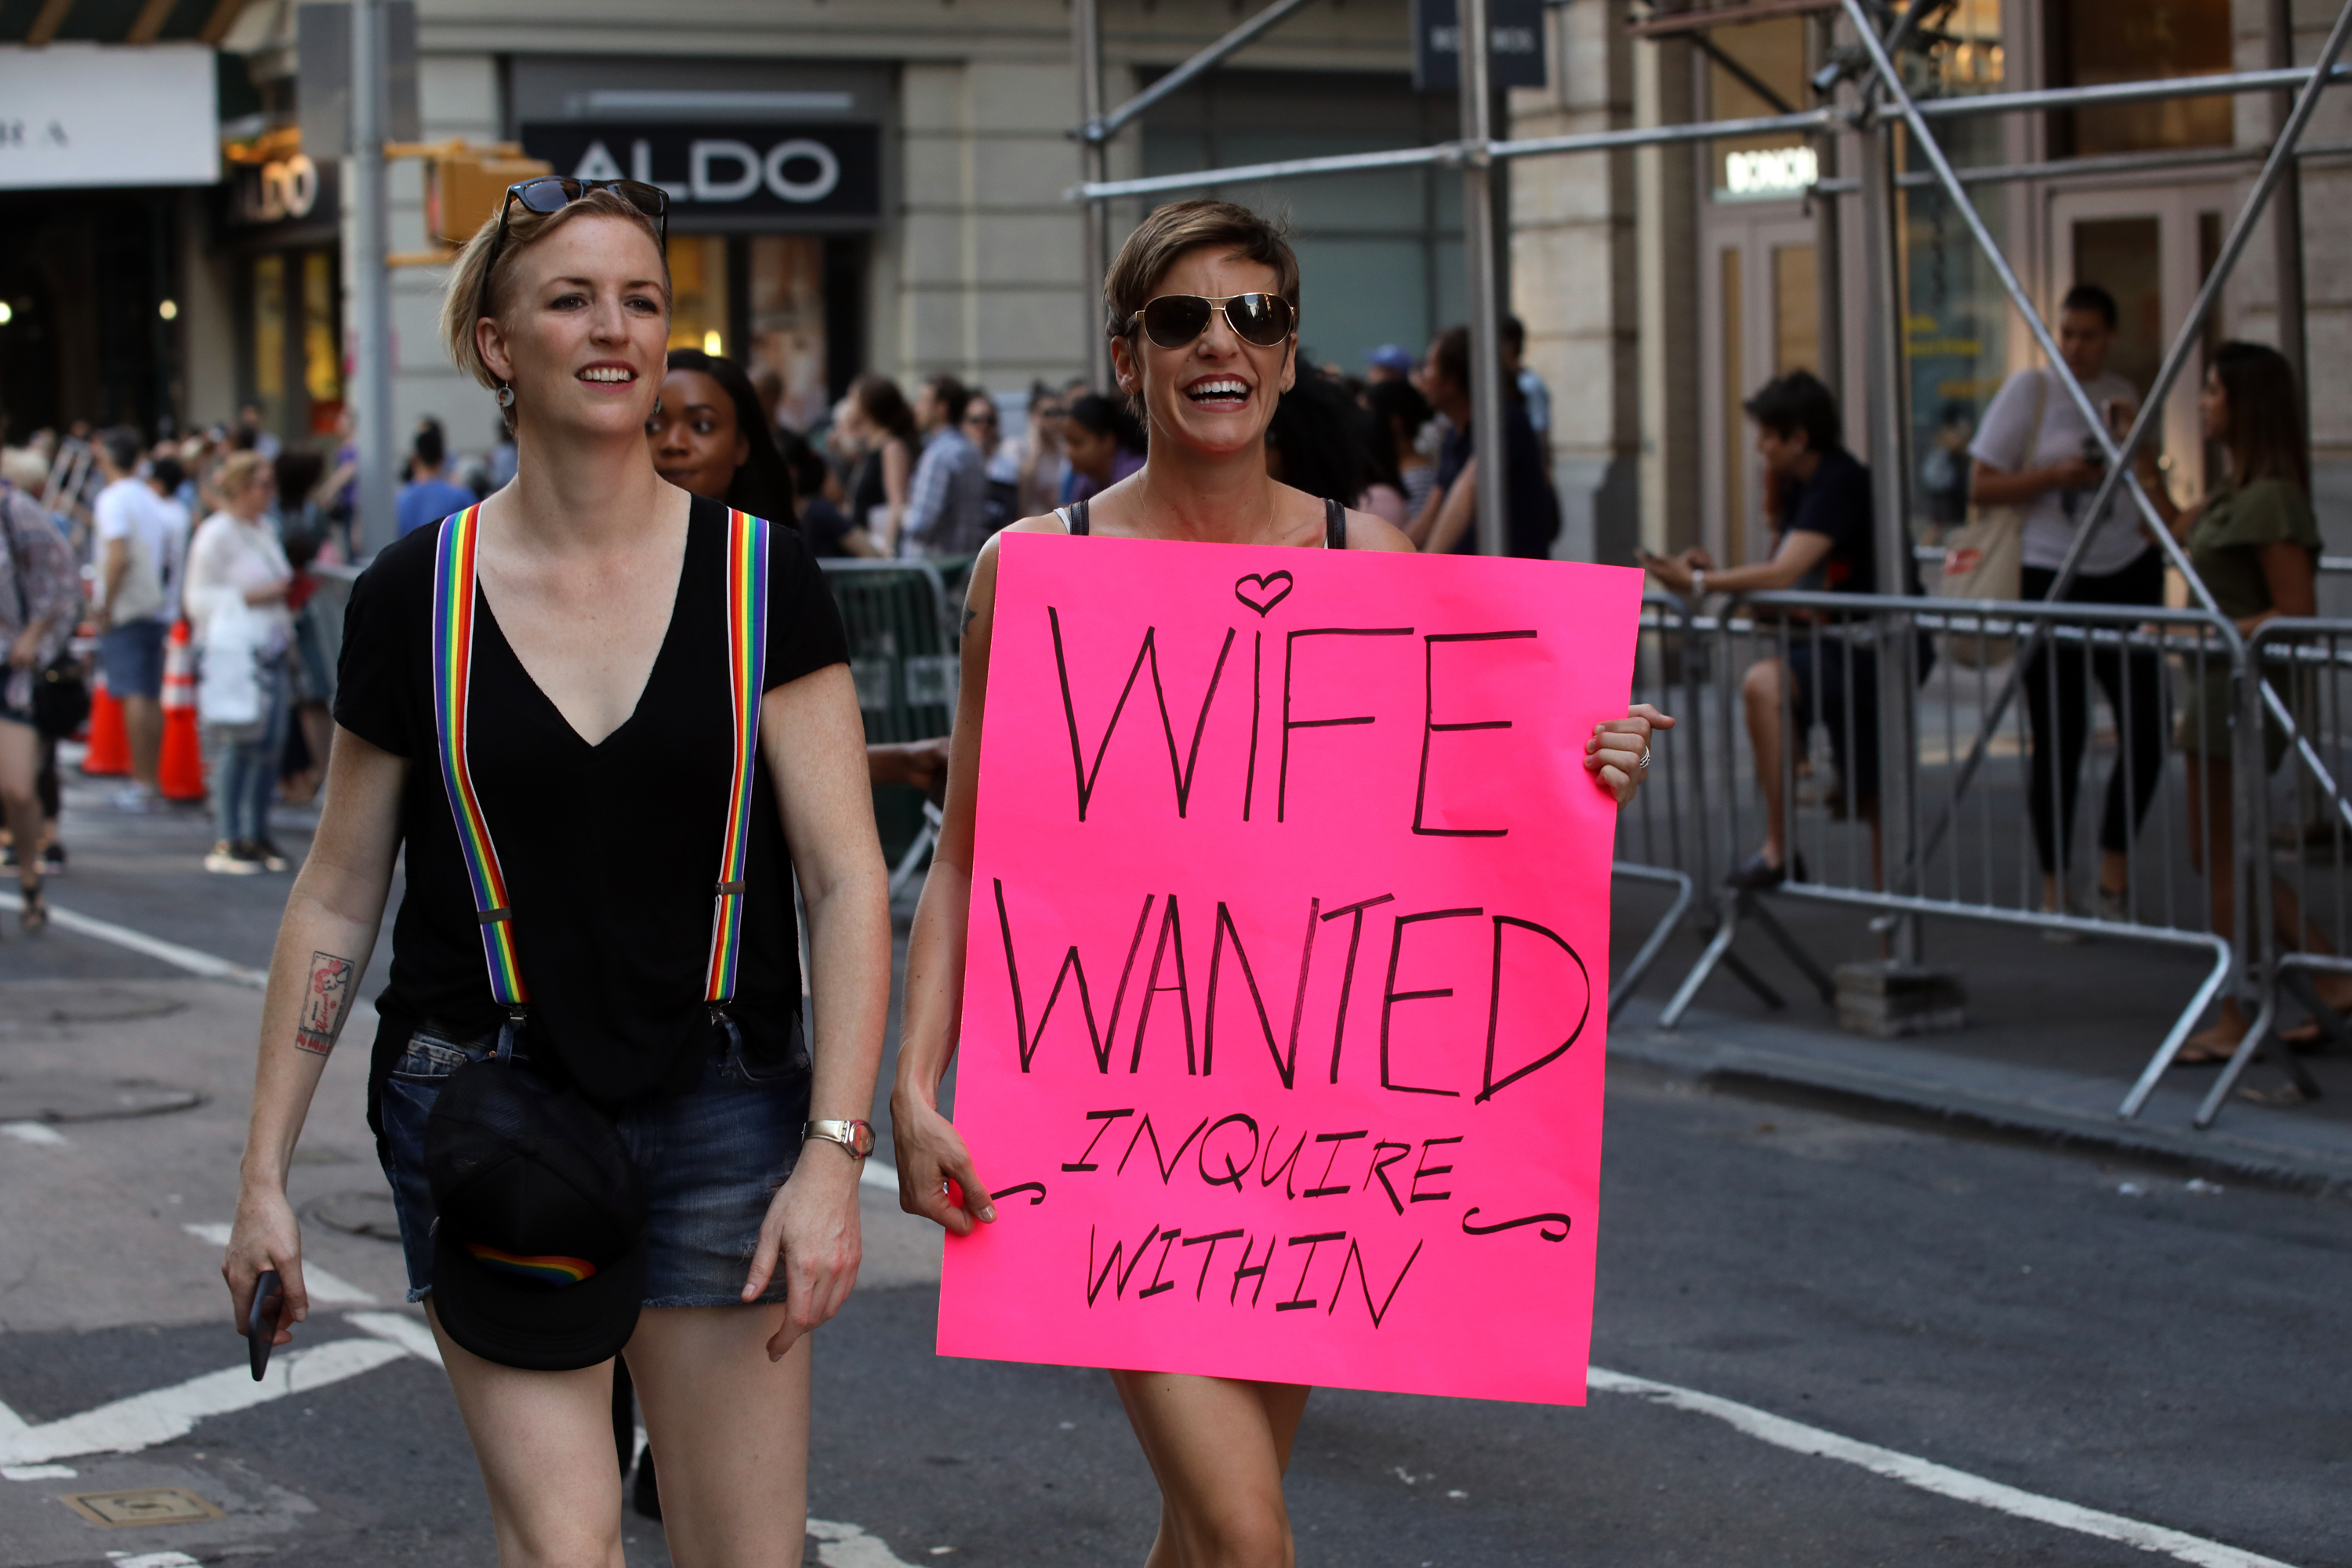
top-left (349, 0), bottom-right (394, 555)
top-left (1461, 0), bottom-right (1510, 557)
top-left (1073, 0), bottom-right (1112, 392)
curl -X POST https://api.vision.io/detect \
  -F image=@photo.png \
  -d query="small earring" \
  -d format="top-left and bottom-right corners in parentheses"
top-left (495, 384), bottom-right (515, 409)
top-left (652, 396), bottom-right (663, 416)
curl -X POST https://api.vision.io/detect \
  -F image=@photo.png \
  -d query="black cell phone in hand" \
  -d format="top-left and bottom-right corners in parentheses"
top-left (247, 1269), bottom-right (283, 1381)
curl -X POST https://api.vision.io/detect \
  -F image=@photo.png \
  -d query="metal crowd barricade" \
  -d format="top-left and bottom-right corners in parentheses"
top-left (2198, 617), bottom-right (2352, 1123)
top-left (1614, 587), bottom-right (2260, 1120)
top-left (818, 558), bottom-right (960, 895)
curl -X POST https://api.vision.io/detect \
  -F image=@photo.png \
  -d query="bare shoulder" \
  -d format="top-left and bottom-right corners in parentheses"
top-left (1344, 507), bottom-right (1417, 554)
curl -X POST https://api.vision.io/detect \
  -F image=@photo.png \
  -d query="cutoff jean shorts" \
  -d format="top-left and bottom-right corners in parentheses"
top-left (376, 1020), bottom-right (811, 1308)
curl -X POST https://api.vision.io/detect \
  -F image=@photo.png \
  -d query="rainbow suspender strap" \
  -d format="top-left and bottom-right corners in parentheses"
top-left (430, 504), bottom-right (772, 1014)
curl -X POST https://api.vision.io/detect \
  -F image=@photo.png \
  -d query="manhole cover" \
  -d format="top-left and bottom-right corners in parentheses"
top-left (0, 984), bottom-right (187, 1029)
top-left (305, 1189), bottom-right (403, 1242)
top-left (60, 1487), bottom-right (223, 1526)
top-left (0, 1074), bottom-right (203, 1123)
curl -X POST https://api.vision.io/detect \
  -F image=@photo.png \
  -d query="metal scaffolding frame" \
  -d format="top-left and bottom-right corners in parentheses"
top-left (1065, 0), bottom-right (2352, 1121)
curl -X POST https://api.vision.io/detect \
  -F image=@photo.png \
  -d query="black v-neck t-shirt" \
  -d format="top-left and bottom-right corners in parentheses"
top-left (335, 495), bottom-right (848, 1116)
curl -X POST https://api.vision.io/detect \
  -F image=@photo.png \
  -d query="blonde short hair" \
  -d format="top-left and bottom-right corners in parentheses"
top-left (216, 450), bottom-right (273, 499)
top-left (1103, 199), bottom-right (1300, 342)
top-left (437, 186), bottom-right (671, 391)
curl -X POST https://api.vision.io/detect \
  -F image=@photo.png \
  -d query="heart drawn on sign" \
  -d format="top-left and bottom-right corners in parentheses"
top-left (1232, 571), bottom-right (1295, 618)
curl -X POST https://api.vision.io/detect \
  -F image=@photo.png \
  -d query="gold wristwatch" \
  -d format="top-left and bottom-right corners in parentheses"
top-left (802, 1119), bottom-right (876, 1159)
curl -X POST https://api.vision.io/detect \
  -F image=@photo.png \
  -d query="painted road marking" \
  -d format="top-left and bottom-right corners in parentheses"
top-left (345, 1312), bottom-right (441, 1367)
top-left (0, 891), bottom-right (266, 989)
top-left (181, 1223), bottom-right (376, 1306)
top-left (107, 1553), bottom-right (203, 1568)
top-left (0, 1338), bottom-right (405, 1466)
top-left (1, 1464), bottom-right (75, 1480)
top-left (1588, 1366), bottom-right (2303, 1568)
top-left (809, 1518), bottom-right (922, 1568)
top-left (1, 1121), bottom-right (69, 1146)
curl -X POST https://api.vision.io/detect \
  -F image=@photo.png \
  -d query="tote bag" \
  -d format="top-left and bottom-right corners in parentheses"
top-left (1933, 369), bottom-right (2047, 668)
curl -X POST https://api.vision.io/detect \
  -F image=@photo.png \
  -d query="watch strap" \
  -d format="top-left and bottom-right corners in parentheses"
top-left (802, 1118), bottom-right (875, 1159)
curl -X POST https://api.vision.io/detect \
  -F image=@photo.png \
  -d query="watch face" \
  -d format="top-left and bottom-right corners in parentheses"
top-left (851, 1121), bottom-right (877, 1157)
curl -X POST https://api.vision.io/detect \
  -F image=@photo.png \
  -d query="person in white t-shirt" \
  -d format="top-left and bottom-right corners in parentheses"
top-left (1968, 283), bottom-right (2169, 927)
top-left (91, 427), bottom-right (186, 811)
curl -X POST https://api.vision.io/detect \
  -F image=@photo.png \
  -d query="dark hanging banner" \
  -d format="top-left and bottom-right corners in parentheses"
top-left (1410, 0), bottom-right (1549, 93)
top-left (518, 122), bottom-right (883, 227)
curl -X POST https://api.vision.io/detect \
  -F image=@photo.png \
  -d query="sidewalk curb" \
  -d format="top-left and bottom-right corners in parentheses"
top-left (1609, 1010), bottom-right (2352, 1198)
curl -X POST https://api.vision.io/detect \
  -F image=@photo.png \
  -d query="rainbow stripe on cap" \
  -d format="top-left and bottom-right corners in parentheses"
top-left (463, 1243), bottom-right (598, 1288)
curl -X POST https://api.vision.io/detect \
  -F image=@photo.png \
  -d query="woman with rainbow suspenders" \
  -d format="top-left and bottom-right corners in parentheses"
top-left (220, 180), bottom-right (891, 1566)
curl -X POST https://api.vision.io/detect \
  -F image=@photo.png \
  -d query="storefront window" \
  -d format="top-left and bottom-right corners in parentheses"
top-left (251, 252), bottom-right (285, 433)
top-left (302, 249), bottom-right (342, 433)
top-left (2051, 0), bottom-right (2231, 156)
top-left (1899, 3), bottom-right (2013, 535)
top-left (667, 234), bottom-right (731, 358)
top-left (1705, 19), bottom-right (1814, 202)
top-left (746, 235), bottom-right (828, 434)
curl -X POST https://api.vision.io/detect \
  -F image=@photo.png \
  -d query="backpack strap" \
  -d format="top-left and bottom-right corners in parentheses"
top-left (430, 505), bottom-right (527, 1008)
top-left (1323, 497), bottom-right (1348, 549)
top-left (703, 508), bottom-right (771, 1006)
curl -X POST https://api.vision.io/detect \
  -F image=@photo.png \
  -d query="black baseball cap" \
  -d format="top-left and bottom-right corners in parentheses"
top-left (423, 1059), bottom-right (647, 1372)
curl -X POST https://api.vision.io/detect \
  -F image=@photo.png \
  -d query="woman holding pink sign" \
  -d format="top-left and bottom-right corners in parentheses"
top-left (893, 199), bottom-right (1669, 1566)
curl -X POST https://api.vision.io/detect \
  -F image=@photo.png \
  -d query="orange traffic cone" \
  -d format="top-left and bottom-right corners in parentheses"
top-left (159, 619), bottom-right (205, 804)
top-left (82, 671), bottom-right (129, 777)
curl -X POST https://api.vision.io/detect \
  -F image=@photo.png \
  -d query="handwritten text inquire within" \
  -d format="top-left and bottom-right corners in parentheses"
top-left (939, 535), bottom-right (1641, 1406)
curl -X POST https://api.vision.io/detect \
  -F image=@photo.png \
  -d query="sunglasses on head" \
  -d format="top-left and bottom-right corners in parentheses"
top-left (473, 177), bottom-right (671, 327)
top-left (1124, 293), bottom-right (1296, 350)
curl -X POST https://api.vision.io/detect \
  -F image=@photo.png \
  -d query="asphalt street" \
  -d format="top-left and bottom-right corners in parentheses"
top-left (1, 771), bottom-right (2347, 1567)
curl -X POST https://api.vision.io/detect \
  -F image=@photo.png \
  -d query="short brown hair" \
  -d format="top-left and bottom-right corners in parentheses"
top-left (437, 187), bottom-right (670, 392)
top-left (1103, 199), bottom-right (1299, 342)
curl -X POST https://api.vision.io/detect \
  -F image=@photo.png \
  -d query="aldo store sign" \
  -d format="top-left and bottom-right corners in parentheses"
top-left (519, 122), bottom-right (880, 225)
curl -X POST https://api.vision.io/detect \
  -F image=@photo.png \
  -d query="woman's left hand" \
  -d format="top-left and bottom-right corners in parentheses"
top-left (6, 628), bottom-right (38, 670)
top-left (1586, 702), bottom-right (1675, 807)
top-left (742, 1143), bottom-right (864, 1360)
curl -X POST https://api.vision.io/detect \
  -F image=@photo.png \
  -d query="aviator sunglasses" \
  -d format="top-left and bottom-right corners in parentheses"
top-left (474, 177), bottom-right (671, 326)
top-left (1124, 292), bottom-right (1296, 350)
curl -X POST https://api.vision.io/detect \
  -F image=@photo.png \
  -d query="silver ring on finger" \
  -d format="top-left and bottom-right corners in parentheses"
top-left (1639, 747), bottom-right (1651, 769)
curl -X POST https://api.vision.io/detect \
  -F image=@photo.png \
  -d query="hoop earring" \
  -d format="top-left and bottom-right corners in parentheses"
top-left (495, 384), bottom-right (515, 409)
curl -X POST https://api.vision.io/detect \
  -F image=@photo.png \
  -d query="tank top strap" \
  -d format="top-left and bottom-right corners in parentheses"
top-left (1057, 499), bottom-right (1091, 535)
top-left (1323, 496), bottom-right (1348, 550)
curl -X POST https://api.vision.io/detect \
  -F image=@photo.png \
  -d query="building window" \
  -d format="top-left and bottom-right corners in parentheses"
top-left (2049, 0), bottom-right (2232, 156)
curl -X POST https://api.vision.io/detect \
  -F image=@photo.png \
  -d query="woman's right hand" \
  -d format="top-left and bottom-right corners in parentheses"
top-left (889, 1091), bottom-right (995, 1236)
top-left (222, 1185), bottom-right (309, 1348)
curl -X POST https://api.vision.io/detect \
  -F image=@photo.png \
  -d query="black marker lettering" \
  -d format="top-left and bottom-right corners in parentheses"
top-left (1379, 907), bottom-right (1479, 1097)
top-left (1319, 892), bottom-right (1396, 1085)
top-left (1232, 1232), bottom-right (1275, 1306)
top-left (1461, 1207), bottom-right (1572, 1242)
top-left (1062, 1109), bottom-right (1135, 1172)
top-left (1277, 1232), bottom-right (1347, 1311)
top-left (1085, 1221), bottom-right (1161, 1305)
top-left (1050, 610), bottom-right (1156, 822)
top-left (1258, 1127), bottom-right (1308, 1199)
top-left (989, 1181), bottom-right (1047, 1205)
top-left (1137, 1228), bottom-right (1185, 1298)
top-left (1367, 1140), bottom-right (1414, 1214)
top-left (1330, 1237), bottom-right (1425, 1327)
top-left (1304, 1130), bottom-right (1369, 1198)
top-left (1149, 627), bottom-right (1236, 818)
top-left (1410, 1137), bottom-right (1463, 1203)
top-left (1243, 630), bottom-right (1263, 820)
top-left (1205, 898), bottom-right (1316, 1087)
top-left (1184, 1229), bottom-right (1246, 1299)
top-left (1480, 915), bottom-right (1592, 1104)
top-left (1130, 895), bottom-right (1197, 1074)
top-left (1411, 631), bottom-right (1538, 837)
top-left (1118, 1112), bottom-right (1213, 1183)
top-left (1198, 1114), bottom-right (1260, 1190)
top-left (1278, 627), bottom-right (1412, 822)
top-left (998, 880), bottom-right (1155, 1073)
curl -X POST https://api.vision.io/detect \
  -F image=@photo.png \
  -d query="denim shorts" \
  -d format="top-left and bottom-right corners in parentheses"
top-left (376, 1022), bottom-right (812, 1308)
top-left (100, 619), bottom-right (168, 700)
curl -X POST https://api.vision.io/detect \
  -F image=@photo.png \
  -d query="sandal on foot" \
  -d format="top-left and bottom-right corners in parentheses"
top-left (19, 880), bottom-right (48, 935)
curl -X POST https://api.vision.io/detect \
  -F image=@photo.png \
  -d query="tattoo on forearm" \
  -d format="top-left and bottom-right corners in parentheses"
top-left (294, 952), bottom-right (356, 1057)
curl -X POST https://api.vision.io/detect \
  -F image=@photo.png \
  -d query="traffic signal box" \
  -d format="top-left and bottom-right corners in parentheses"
top-left (423, 144), bottom-right (555, 248)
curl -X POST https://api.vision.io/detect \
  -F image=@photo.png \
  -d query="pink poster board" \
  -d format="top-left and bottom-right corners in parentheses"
top-left (935, 533), bottom-right (1642, 1406)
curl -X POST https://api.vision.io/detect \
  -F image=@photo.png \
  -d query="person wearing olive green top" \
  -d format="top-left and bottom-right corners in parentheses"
top-left (2142, 340), bottom-right (2350, 1065)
